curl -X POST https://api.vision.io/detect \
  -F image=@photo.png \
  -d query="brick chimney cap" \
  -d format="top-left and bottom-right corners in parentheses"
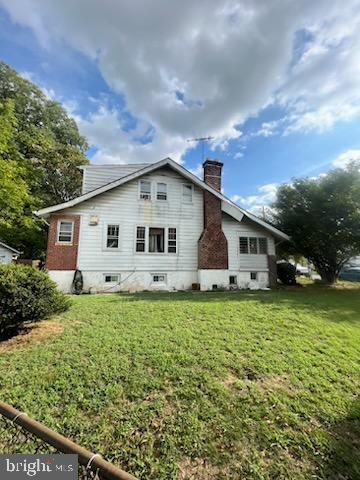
top-left (202, 158), bottom-right (223, 167)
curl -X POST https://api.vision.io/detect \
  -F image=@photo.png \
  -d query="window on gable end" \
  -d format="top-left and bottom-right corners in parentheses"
top-left (182, 184), bottom-right (193, 202)
top-left (139, 180), bottom-right (151, 200)
top-left (157, 183), bottom-right (167, 200)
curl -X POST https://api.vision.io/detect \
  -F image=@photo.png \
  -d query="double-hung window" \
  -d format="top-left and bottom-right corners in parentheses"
top-left (182, 184), bottom-right (193, 203)
top-left (106, 224), bottom-right (119, 248)
top-left (57, 220), bottom-right (73, 243)
top-left (136, 227), bottom-right (146, 252)
top-left (239, 236), bottom-right (268, 254)
top-left (156, 183), bottom-right (167, 201)
top-left (139, 180), bottom-right (151, 200)
top-left (168, 228), bottom-right (177, 253)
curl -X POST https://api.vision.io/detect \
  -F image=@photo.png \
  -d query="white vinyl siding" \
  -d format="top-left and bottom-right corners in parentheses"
top-left (66, 168), bottom-right (203, 272)
top-left (223, 215), bottom-right (275, 271)
top-left (60, 167), bottom-right (276, 276)
top-left (0, 246), bottom-right (14, 264)
top-left (82, 164), bottom-right (148, 193)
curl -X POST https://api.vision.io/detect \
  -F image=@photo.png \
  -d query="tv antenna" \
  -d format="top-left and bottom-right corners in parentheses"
top-left (187, 136), bottom-right (214, 162)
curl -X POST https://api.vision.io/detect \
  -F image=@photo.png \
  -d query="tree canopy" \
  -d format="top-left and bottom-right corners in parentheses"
top-left (0, 62), bottom-right (89, 257)
top-left (273, 166), bottom-right (360, 283)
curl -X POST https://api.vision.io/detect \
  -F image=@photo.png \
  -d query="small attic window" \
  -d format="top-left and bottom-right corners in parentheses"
top-left (139, 180), bottom-right (151, 200)
top-left (182, 184), bottom-right (193, 203)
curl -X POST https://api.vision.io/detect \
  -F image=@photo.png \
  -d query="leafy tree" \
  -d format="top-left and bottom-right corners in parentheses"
top-left (0, 99), bottom-right (44, 256)
top-left (273, 166), bottom-right (360, 283)
top-left (0, 61), bottom-right (88, 205)
top-left (0, 62), bottom-right (89, 257)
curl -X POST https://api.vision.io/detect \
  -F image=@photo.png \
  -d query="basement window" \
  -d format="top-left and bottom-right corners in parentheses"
top-left (152, 274), bottom-right (167, 283)
top-left (229, 275), bottom-right (237, 285)
top-left (57, 220), bottom-right (73, 243)
top-left (250, 272), bottom-right (257, 281)
top-left (104, 274), bottom-right (120, 283)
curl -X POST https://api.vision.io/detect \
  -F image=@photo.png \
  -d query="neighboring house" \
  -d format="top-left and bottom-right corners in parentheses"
top-left (0, 240), bottom-right (20, 264)
top-left (35, 158), bottom-right (289, 293)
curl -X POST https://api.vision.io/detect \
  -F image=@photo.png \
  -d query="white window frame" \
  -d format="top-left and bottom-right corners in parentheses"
top-left (105, 224), bottom-right (120, 250)
top-left (239, 236), bottom-right (268, 255)
top-left (104, 273), bottom-right (121, 284)
top-left (135, 226), bottom-right (146, 253)
top-left (167, 227), bottom-right (177, 254)
top-left (139, 179), bottom-right (152, 200)
top-left (57, 220), bottom-right (74, 244)
top-left (134, 226), bottom-right (178, 255)
top-left (152, 273), bottom-right (167, 284)
top-left (250, 272), bottom-right (258, 281)
top-left (182, 183), bottom-right (193, 203)
top-left (156, 182), bottom-right (167, 201)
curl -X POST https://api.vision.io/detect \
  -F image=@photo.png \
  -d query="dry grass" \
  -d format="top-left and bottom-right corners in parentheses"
top-left (0, 319), bottom-right (63, 353)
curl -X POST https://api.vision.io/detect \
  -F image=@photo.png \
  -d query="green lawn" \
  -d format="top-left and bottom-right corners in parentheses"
top-left (0, 286), bottom-right (359, 479)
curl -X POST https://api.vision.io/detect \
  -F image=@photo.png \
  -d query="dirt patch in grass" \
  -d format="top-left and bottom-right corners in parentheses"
top-left (0, 320), bottom-right (63, 352)
top-left (223, 372), bottom-right (238, 386)
top-left (178, 457), bottom-right (222, 480)
top-left (256, 374), bottom-right (295, 393)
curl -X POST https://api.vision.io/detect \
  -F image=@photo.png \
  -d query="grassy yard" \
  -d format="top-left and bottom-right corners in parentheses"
top-left (0, 285), bottom-right (359, 479)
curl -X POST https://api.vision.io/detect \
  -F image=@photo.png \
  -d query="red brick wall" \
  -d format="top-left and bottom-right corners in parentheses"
top-left (45, 214), bottom-right (80, 270)
top-left (203, 159), bottom-right (223, 191)
top-left (198, 159), bottom-right (228, 269)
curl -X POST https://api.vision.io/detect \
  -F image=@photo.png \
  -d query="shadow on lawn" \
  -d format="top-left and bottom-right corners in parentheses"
top-left (321, 398), bottom-right (360, 479)
top-left (105, 289), bottom-right (360, 325)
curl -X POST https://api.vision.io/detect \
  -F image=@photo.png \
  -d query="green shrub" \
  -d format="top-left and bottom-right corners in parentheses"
top-left (277, 261), bottom-right (297, 285)
top-left (0, 264), bottom-right (69, 337)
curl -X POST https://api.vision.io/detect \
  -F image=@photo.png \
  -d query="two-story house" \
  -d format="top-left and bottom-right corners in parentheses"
top-left (35, 158), bottom-right (289, 293)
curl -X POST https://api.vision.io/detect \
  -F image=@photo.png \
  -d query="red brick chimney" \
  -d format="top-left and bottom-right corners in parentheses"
top-left (198, 159), bottom-right (228, 269)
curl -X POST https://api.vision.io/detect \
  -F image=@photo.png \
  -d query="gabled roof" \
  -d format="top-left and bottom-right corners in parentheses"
top-left (0, 240), bottom-right (21, 255)
top-left (35, 157), bottom-right (289, 241)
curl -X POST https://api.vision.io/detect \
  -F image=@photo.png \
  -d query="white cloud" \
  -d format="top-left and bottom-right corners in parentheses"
top-left (2, 0), bottom-right (360, 162)
top-left (253, 120), bottom-right (281, 137)
top-left (332, 149), bottom-right (360, 169)
top-left (72, 104), bottom-right (185, 164)
top-left (231, 183), bottom-right (278, 212)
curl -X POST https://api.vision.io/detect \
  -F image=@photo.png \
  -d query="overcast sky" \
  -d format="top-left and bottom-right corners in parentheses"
top-left (1, 0), bottom-right (360, 211)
